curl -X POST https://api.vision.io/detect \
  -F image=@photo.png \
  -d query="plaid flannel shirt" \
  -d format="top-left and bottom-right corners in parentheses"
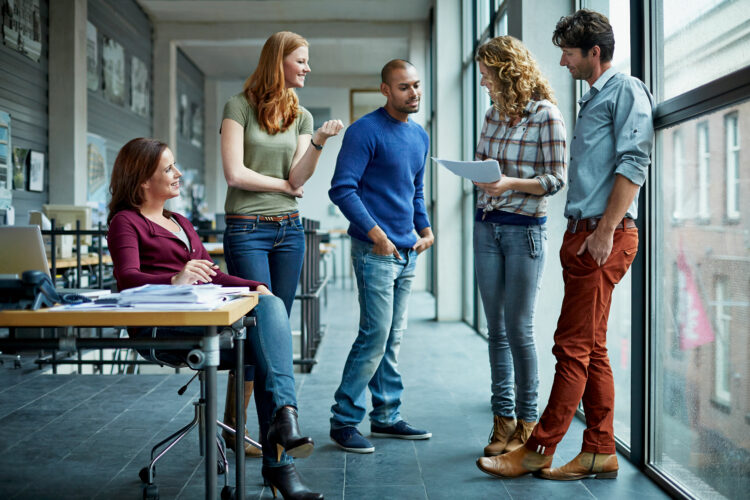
top-left (475, 99), bottom-right (567, 218)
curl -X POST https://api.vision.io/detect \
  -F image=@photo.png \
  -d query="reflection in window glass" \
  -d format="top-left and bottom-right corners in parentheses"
top-left (657, 0), bottom-right (750, 101)
top-left (725, 113), bottom-right (740, 220)
top-left (673, 131), bottom-right (685, 220)
top-left (697, 123), bottom-right (710, 220)
top-left (713, 277), bottom-right (731, 406)
top-left (654, 101), bottom-right (749, 500)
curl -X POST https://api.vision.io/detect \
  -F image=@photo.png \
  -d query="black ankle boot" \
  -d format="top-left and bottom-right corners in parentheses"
top-left (267, 407), bottom-right (314, 461)
top-left (262, 463), bottom-right (323, 499)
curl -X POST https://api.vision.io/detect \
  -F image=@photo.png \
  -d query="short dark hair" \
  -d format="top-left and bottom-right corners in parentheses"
top-left (552, 9), bottom-right (614, 63)
top-left (381, 59), bottom-right (415, 84)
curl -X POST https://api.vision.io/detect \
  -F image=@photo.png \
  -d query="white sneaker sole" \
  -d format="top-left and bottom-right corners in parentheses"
top-left (370, 432), bottom-right (432, 440)
top-left (330, 437), bottom-right (374, 453)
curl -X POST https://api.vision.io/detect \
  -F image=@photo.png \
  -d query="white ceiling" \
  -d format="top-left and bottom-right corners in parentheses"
top-left (136, 0), bottom-right (433, 82)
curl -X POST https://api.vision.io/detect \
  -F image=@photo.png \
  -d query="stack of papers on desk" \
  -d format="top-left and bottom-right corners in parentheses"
top-left (52, 285), bottom-right (252, 310)
top-left (117, 284), bottom-right (251, 309)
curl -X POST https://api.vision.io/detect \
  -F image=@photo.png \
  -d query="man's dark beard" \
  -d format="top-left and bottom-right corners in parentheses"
top-left (393, 101), bottom-right (420, 114)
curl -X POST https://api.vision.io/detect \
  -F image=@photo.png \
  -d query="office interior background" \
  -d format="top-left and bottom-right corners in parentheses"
top-left (0, 0), bottom-right (748, 498)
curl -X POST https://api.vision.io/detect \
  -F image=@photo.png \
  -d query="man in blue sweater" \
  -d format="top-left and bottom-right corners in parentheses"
top-left (328, 59), bottom-right (435, 453)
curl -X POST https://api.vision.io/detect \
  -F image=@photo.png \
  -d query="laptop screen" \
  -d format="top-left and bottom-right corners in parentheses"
top-left (0, 225), bottom-right (51, 277)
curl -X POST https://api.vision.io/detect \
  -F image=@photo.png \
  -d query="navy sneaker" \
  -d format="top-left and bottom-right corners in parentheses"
top-left (330, 426), bottom-right (375, 453)
top-left (370, 420), bottom-right (432, 440)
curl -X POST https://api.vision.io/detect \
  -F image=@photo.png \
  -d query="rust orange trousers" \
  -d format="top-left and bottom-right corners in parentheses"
top-left (525, 226), bottom-right (638, 456)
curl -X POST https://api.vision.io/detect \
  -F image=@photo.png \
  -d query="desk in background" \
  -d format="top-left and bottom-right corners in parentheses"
top-left (0, 295), bottom-right (258, 500)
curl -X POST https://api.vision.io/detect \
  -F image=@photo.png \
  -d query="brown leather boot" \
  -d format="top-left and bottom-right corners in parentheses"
top-left (503, 419), bottom-right (536, 453)
top-left (476, 445), bottom-right (552, 478)
top-left (538, 452), bottom-right (618, 480)
top-left (483, 415), bottom-right (516, 456)
top-left (222, 371), bottom-right (262, 458)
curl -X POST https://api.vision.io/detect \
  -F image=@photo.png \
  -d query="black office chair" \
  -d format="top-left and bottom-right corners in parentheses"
top-left (136, 318), bottom-right (261, 500)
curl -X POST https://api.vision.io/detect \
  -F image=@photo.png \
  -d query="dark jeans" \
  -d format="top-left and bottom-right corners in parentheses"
top-left (223, 215), bottom-right (305, 316)
top-left (133, 295), bottom-right (298, 466)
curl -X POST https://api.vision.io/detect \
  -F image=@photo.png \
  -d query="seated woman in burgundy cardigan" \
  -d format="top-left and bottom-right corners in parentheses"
top-left (107, 137), bottom-right (321, 499)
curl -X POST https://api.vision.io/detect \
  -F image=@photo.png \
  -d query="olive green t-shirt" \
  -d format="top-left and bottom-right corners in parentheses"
top-left (222, 93), bottom-right (313, 215)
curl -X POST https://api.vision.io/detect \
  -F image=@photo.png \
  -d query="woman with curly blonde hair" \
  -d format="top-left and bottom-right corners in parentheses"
top-left (472, 36), bottom-right (567, 461)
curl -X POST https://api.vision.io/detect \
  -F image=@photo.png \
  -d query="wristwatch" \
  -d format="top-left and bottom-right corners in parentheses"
top-left (310, 138), bottom-right (323, 150)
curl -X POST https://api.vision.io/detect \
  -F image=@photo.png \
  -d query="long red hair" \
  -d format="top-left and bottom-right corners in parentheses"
top-left (244, 31), bottom-right (308, 134)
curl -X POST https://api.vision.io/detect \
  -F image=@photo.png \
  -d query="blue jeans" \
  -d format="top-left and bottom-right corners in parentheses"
top-left (224, 215), bottom-right (305, 316)
top-left (473, 221), bottom-right (547, 421)
top-left (133, 295), bottom-right (297, 466)
top-left (330, 237), bottom-right (418, 429)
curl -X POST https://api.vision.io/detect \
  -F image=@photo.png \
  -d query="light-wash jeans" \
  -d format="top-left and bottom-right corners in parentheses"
top-left (474, 221), bottom-right (547, 422)
top-left (330, 237), bottom-right (417, 429)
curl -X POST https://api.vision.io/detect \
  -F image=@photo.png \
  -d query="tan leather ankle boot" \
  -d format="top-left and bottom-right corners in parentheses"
top-left (222, 371), bottom-right (262, 458)
top-left (476, 445), bottom-right (552, 478)
top-left (484, 415), bottom-right (516, 456)
top-left (503, 419), bottom-right (536, 453)
top-left (538, 452), bottom-right (618, 480)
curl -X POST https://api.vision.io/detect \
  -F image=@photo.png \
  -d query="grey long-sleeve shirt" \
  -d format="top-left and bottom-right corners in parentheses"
top-left (565, 67), bottom-right (655, 220)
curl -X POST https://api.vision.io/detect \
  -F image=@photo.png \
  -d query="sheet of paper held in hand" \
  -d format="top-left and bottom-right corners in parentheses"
top-left (431, 158), bottom-right (502, 183)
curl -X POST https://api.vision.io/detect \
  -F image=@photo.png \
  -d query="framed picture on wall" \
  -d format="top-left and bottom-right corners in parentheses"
top-left (11, 146), bottom-right (27, 190)
top-left (102, 35), bottom-right (125, 106)
top-left (0, 110), bottom-right (11, 209)
top-left (307, 107), bottom-right (331, 131)
top-left (131, 55), bottom-right (149, 117)
top-left (1, 0), bottom-right (42, 62)
top-left (86, 21), bottom-right (99, 91)
top-left (349, 89), bottom-right (385, 124)
top-left (28, 150), bottom-right (43, 192)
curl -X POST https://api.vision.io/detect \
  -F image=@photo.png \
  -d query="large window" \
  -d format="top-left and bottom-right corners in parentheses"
top-left (656, 0), bottom-right (750, 101)
top-left (672, 130), bottom-right (685, 220)
top-left (653, 100), bottom-right (749, 500)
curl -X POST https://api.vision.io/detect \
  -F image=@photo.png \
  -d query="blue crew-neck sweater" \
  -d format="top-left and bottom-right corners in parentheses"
top-left (329, 107), bottom-right (431, 249)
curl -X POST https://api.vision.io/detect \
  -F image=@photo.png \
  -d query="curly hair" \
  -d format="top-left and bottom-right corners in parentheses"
top-left (243, 31), bottom-right (308, 135)
top-left (552, 9), bottom-right (614, 63)
top-left (476, 36), bottom-right (556, 118)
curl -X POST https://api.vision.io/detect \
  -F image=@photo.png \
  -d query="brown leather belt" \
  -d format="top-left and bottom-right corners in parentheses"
top-left (567, 217), bottom-right (636, 234)
top-left (226, 212), bottom-right (299, 222)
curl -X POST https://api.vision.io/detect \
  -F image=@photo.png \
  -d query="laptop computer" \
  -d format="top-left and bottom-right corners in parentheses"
top-left (0, 225), bottom-right (51, 277)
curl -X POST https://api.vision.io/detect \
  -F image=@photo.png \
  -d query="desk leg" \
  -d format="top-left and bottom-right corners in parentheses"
top-left (235, 333), bottom-right (245, 500)
top-left (204, 326), bottom-right (218, 500)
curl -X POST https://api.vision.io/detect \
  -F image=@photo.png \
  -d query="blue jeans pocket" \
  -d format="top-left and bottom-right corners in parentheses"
top-left (226, 221), bottom-right (257, 235)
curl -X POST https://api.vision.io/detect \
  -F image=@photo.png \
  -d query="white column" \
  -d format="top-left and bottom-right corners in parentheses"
top-left (203, 78), bottom-right (222, 214)
top-left (433, 0), bottom-right (464, 321)
top-left (48, 0), bottom-right (87, 204)
top-left (152, 29), bottom-right (177, 149)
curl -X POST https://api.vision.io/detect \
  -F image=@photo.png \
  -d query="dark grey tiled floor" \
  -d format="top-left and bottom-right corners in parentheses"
top-left (0, 287), bottom-right (670, 499)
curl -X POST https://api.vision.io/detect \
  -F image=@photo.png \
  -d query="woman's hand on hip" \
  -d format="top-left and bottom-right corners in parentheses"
top-left (171, 259), bottom-right (219, 285)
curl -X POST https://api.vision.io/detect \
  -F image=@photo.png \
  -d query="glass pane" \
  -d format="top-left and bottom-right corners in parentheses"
top-left (477, 0), bottom-right (490, 39)
top-left (582, 0), bottom-right (632, 446)
top-left (653, 99), bottom-right (750, 499)
top-left (494, 11), bottom-right (507, 37)
top-left (582, 0), bottom-right (630, 75)
top-left (657, 0), bottom-right (750, 101)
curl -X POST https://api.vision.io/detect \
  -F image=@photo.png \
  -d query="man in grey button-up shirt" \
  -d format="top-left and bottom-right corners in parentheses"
top-left (476, 9), bottom-right (654, 482)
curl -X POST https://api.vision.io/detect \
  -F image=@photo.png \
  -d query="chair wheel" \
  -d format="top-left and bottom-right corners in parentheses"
top-left (139, 466), bottom-right (154, 483)
top-left (143, 483), bottom-right (159, 500)
top-left (221, 485), bottom-right (236, 500)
